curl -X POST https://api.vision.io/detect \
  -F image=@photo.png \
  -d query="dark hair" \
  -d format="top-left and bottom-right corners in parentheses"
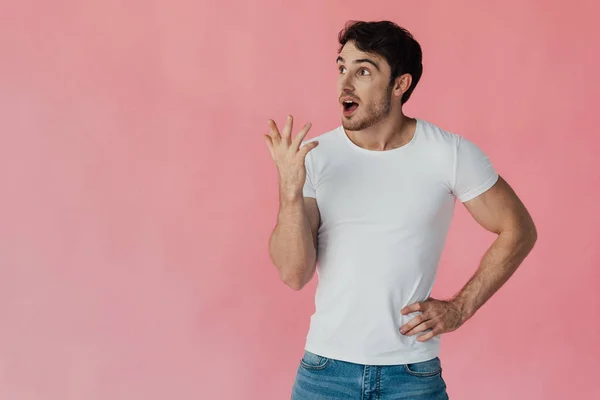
top-left (338, 20), bottom-right (423, 104)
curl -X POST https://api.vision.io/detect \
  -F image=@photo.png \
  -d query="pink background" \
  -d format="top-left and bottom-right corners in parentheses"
top-left (1, 0), bottom-right (599, 399)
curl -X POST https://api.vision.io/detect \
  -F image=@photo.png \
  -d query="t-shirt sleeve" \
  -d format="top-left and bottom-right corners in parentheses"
top-left (302, 143), bottom-right (317, 198)
top-left (452, 136), bottom-right (499, 202)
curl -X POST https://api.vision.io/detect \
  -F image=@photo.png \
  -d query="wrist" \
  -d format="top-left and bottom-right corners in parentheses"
top-left (279, 190), bottom-right (303, 204)
top-left (277, 193), bottom-right (304, 221)
top-left (451, 297), bottom-right (474, 324)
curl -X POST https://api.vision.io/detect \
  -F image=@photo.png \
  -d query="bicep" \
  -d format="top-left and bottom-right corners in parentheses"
top-left (463, 175), bottom-right (536, 236)
top-left (303, 197), bottom-right (321, 249)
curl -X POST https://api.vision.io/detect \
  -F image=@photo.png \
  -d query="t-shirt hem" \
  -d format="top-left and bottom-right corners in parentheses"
top-left (304, 342), bottom-right (441, 366)
top-left (459, 173), bottom-right (499, 202)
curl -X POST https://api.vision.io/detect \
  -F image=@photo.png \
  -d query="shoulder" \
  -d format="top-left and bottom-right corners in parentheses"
top-left (416, 118), bottom-right (462, 148)
top-left (417, 119), bottom-right (493, 156)
top-left (414, 118), bottom-right (464, 167)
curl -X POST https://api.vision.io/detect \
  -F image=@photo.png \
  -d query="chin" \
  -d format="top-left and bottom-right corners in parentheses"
top-left (342, 116), bottom-right (368, 131)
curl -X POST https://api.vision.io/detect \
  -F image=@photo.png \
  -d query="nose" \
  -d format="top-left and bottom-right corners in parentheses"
top-left (338, 72), bottom-right (355, 93)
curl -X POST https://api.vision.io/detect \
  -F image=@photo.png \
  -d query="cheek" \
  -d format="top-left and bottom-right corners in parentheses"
top-left (361, 94), bottom-right (377, 108)
top-left (358, 84), bottom-right (384, 102)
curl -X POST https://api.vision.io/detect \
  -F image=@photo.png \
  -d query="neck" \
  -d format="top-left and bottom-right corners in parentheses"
top-left (345, 112), bottom-right (416, 151)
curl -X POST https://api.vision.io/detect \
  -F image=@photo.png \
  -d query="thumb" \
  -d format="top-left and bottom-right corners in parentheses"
top-left (300, 141), bottom-right (319, 156)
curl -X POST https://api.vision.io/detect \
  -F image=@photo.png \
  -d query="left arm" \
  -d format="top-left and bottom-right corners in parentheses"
top-left (450, 174), bottom-right (538, 321)
top-left (400, 175), bottom-right (538, 341)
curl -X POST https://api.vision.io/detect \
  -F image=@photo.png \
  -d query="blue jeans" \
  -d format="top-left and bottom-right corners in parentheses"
top-left (291, 350), bottom-right (449, 399)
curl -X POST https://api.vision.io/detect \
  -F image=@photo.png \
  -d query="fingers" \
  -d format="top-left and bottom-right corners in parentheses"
top-left (416, 328), bottom-right (440, 342)
top-left (281, 115), bottom-right (293, 142)
top-left (292, 121), bottom-right (312, 150)
top-left (401, 317), bottom-right (434, 336)
top-left (400, 313), bottom-right (431, 335)
top-left (401, 302), bottom-right (423, 315)
top-left (263, 134), bottom-right (275, 160)
top-left (267, 117), bottom-right (316, 157)
top-left (267, 119), bottom-right (281, 143)
top-left (298, 140), bottom-right (319, 158)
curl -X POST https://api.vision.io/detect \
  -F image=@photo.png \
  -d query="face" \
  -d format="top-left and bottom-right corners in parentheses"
top-left (337, 41), bottom-right (394, 131)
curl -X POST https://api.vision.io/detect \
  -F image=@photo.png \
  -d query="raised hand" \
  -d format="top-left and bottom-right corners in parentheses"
top-left (264, 115), bottom-right (319, 199)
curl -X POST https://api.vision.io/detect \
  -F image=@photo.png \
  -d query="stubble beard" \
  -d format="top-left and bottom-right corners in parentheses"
top-left (341, 85), bottom-right (393, 131)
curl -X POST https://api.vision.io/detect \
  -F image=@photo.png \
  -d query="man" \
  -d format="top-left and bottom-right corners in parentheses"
top-left (264, 20), bottom-right (537, 399)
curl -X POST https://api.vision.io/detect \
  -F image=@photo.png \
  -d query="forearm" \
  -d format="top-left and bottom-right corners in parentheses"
top-left (450, 229), bottom-right (537, 322)
top-left (269, 195), bottom-right (316, 289)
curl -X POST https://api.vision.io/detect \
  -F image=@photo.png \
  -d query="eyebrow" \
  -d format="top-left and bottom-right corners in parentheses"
top-left (336, 56), bottom-right (380, 71)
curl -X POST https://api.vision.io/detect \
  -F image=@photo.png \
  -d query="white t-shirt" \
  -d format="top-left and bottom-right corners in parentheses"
top-left (301, 118), bottom-right (498, 366)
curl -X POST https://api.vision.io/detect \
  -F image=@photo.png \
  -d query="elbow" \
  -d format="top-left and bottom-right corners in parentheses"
top-left (281, 273), bottom-right (306, 291)
top-left (286, 280), bottom-right (305, 291)
top-left (520, 226), bottom-right (538, 250)
top-left (509, 217), bottom-right (538, 245)
top-left (281, 264), bottom-right (314, 291)
top-left (528, 222), bottom-right (538, 246)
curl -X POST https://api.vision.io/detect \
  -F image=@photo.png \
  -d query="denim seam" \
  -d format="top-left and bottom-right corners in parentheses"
top-left (375, 366), bottom-right (381, 399)
top-left (361, 365), bottom-right (366, 400)
top-left (403, 364), bottom-right (442, 377)
top-left (300, 355), bottom-right (330, 371)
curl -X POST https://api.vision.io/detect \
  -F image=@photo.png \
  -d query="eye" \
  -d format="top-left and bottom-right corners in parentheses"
top-left (338, 65), bottom-right (347, 74)
top-left (359, 68), bottom-right (371, 76)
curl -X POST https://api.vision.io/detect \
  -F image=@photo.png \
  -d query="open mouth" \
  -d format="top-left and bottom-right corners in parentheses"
top-left (343, 101), bottom-right (359, 116)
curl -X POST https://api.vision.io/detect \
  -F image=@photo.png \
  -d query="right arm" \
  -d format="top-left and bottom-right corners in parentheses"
top-left (269, 195), bottom-right (320, 290)
top-left (263, 115), bottom-right (320, 290)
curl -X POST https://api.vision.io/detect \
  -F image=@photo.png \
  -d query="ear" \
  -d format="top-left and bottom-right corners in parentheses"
top-left (392, 73), bottom-right (412, 99)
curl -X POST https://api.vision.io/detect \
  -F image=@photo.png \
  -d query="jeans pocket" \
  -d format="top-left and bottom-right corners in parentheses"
top-left (299, 350), bottom-right (331, 371)
top-left (404, 357), bottom-right (442, 377)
